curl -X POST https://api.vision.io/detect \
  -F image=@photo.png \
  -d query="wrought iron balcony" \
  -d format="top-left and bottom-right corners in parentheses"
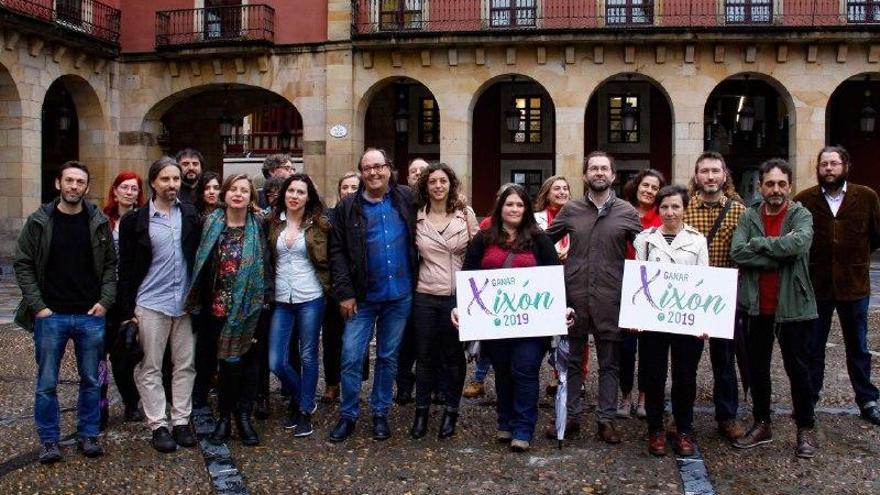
top-left (0, 0), bottom-right (121, 44)
top-left (156, 4), bottom-right (274, 49)
top-left (352, 0), bottom-right (880, 37)
top-left (222, 131), bottom-right (303, 157)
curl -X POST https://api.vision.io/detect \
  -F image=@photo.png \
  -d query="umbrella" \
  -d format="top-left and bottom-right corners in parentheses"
top-left (554, 337), bottom-right (571, 449)
top-left (734, 311), bottom-right (751, 398)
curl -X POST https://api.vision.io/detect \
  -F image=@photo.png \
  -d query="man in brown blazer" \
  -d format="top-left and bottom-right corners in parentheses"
top-left (793, 145), bottom-right (880, 426)
top-left (546, 151), bottom-right (643, 443)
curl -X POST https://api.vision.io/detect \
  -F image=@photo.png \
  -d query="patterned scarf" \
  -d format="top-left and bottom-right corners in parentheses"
top-left (188, 208), bottom-right (265, 360)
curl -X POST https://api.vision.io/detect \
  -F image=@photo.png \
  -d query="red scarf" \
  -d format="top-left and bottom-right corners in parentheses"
top-left (544, 204), bottom-right (569, 250)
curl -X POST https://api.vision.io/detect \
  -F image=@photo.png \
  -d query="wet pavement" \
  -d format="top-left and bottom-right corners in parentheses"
top-left (0, 262), bottom-right (878, 494)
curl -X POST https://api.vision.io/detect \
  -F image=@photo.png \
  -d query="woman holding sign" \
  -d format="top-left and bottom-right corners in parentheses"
top-left (633, 185), bottom-right (709, 457)
top-left (453, 184), bottom-right (571, 453)
top-left (410, 163), bottom-right (478, 440)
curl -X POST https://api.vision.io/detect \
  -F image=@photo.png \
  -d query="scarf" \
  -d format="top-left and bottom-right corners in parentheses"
top-left (544, 204), bottom-right (569, 250)
top-left (188, 208), bottom-right (265, 360)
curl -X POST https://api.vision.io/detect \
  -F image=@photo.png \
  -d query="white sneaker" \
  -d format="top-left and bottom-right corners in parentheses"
top-left (616, 395), bottom-right (632, 418)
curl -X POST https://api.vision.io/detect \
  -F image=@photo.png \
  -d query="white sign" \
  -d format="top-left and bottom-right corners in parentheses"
top-left (455, 265), bottom-right (568, 341)
top-left (618, 260), bottom-right (738, 339)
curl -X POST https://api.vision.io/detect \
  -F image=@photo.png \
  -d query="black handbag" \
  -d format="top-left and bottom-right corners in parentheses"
top-left (116, 320), bottom-right (144, 365)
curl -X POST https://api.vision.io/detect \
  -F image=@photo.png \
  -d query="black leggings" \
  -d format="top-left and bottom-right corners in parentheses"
top-left (412, 293), bottom-right (465, 410)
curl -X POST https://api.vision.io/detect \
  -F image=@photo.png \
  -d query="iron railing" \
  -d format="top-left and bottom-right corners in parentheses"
top-left (222, 132), bottom-right (303, 157)
top-left (156, 4), bottom-right (274, 48)
top-left (0, 0), bottom-right (121, 44)
top-left (353, 0), bottom-right (880, 35)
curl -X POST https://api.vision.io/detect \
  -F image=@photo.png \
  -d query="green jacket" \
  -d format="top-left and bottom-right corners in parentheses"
top-left (729, 200), bottom-right (817, 322)
top-left (13, 199), bottom-right (117, 331)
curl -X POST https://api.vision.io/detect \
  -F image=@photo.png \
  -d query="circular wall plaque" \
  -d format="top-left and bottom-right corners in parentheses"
top-left (329, 124), bottom-right (348, 138)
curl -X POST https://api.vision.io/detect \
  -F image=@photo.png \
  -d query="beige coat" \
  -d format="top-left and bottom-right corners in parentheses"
top-left (633, 224), bottom-right (709, 267)
top-left (415, 206), bottom-right (478, 296)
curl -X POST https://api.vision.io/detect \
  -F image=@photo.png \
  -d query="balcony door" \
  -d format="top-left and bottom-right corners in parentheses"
top-left (205, 0), bottom-right (242, 40)
top-left (724, 0), bottom-right (772, 24)
top-left (489, 0), bottom-right (537, 28)
top-left (606, 0), bottom-right (653, 25)
top-left (56, 0), bottom-right (83, 27)
top-left (848, 1), bottom-right (880, 23)
top-left (379, 0), bottom-right (424, 31)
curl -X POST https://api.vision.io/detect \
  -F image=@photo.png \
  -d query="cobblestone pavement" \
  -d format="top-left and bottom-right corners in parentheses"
top-left (0, 263), bottom-right (878, 494)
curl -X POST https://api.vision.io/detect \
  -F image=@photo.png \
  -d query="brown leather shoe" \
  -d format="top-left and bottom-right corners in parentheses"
top-left (717, 419), bottom-right (745, 441)
top-left (674, 432), bottom-right (696, 456)
top-left (648, 429), bottom-right (666, 456)
top-left (732, 421), bottom-right (773, 449)
top-left (795, 428), bottom-right (818, 459)
top-left (544, 421), bottom-right (580, 440)
top-left (321, 385), bottom-right (340, 404)
top-left (597, 421), bottom-right (622, 444)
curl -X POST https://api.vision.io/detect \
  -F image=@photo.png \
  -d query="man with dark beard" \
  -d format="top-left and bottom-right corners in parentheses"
top-left (175, 148), bottom-right (204, 204)
top-left (794, 146), bottom-right (880, 426)
top-left (545, 151), bottom-right (642, 444)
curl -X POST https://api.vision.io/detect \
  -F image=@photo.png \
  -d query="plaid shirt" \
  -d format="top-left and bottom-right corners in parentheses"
top-left (684, 194), bottom-right (746, 268)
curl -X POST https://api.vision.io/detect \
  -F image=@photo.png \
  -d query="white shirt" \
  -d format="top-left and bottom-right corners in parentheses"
top-left (822, 181), bottom-right (847, 217)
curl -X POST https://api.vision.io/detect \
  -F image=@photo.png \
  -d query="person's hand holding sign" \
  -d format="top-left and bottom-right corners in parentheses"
top-left (451, 308), bottom-right (459, 328)
top-left (565, 307), bottom-right (576, 328)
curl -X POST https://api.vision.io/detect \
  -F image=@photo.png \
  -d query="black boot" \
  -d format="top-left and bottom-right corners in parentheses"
top-left (410, 407), bottom-right (429, 439)
top-left (235, 412), bottom-right (260, 446)
top-left (254, 395), bottom-right (270, 420)
top-left (208, 414), bottom-right (231, 445)
top-left (438, 409), bottom-right (458, 439)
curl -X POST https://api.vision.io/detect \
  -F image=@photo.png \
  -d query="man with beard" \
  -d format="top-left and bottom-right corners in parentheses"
top-left (546, 151), bottom-right (642, 443)
top-left (118, 157), bottom-right (202, 452)
top-left (731, 159), bottom-right (818, 458)
top-left (14, 161), bottom-right (116, 463)
top-left (793, 146), bottom-right (880, 426)
top-left (175, 148), bottom-right (204, 204)
top-left (684, 151), bottom-right (747, 442)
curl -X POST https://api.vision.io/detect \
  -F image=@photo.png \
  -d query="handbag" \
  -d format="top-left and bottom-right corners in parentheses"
top-left (115, 320), bottom-right (144, 365)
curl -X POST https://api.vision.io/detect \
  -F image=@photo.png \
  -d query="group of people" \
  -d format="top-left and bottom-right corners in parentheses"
top-left (13, 143), bottom-right (880, 465)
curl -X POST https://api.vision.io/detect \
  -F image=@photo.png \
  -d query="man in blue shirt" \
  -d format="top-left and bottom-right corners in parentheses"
top-left (329, 148), bottom-right (417, 441)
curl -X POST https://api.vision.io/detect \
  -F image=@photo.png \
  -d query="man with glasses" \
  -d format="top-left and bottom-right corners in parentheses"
top-left (794, 146), bottom-right (880, 426)
top-left (328, 148), bottom-right (417, 441)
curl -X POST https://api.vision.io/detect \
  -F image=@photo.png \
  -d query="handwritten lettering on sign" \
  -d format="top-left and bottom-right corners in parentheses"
top-left (619, 260), bottom-right (737, 339)
top-left (456, 265), bottom-right (568, 341)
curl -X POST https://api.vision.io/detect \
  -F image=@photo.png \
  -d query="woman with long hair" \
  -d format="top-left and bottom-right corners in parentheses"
top-left (100, 171), bottom-right (146, 427)
top-left (267, 173), bottom-right (331, 437)
top-left (618, 168), bottom-right (666, 419)
top-left (453, 184), bottom-right (573, 452)
top-left (186, 174), bottom-right (271, 446)
top-left (633, 185), bottom-right (708, 457)
top-left (409, 163), bottom-right (478, 439)
top-left (194, 171), bottom-right (222, 218)
top-left (320, 171), bottom-right (364, 403)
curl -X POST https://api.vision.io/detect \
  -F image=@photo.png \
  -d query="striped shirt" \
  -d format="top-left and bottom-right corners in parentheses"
top-left (684, 194), bottom-right (745, 268)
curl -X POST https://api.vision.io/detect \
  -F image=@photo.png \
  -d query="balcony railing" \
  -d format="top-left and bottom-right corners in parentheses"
top-left (353, 0), bottom-right (880, 36)
top-left (223, 132), bottom-right (303, 157)
top-left (156, 4), bottom-right (274, 49)
top-left (0, 0), bottom-right (121, 44)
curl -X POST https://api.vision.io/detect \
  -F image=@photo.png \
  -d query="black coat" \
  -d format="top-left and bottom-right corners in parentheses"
top-left (329, 184), bottom-right (417, 302)
top-left (117, 202), bottom-right (202, 321)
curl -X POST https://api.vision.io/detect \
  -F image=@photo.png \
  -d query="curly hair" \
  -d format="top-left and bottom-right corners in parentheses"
top-left (622, 169), bottom-right (666, 208)
top-left (416, 162), bottom-right (465, 213)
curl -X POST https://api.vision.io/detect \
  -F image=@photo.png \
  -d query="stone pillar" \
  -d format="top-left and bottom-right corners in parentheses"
top-left (327, 0), bottom-right (353, 42)
top-left (437, 93), bottom-right (471, 197)
top-left (555, 105), bottom-right (585, 198)
top-left (322, 47), bottom-right (355, 199)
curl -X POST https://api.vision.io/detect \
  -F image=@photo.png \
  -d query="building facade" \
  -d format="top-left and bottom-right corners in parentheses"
top-left (1, 0), bottom-right (879, 254)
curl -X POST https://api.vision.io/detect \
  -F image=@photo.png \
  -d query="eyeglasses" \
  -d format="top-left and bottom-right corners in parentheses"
top-left (118, 184), bottom-right (140, 192)
top-left (819, 161), bottom-right (843, 167)
top-left (361, 163), bottom-right (389, 175)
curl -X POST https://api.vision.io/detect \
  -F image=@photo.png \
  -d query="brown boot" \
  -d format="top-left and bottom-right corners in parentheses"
top-left (597, 421), bottom-right (622, 444)
top-left (544, 421), bottom-right (580, 440)
top-left (732, 421), bottom-right (772, 449)
top-left (717, 419), bottom-right (745, 441)
top-left (795, 428), bottom-right (818, 459)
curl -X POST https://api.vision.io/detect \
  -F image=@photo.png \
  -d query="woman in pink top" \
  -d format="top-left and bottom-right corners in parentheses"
top-left (410, 163), bottom-right (478, 440)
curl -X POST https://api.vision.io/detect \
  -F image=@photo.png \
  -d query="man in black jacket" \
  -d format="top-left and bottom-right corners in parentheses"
top-left (328, 148), bottom-right (418, 442)
top-left (118, 156), bottom-right (202, 453)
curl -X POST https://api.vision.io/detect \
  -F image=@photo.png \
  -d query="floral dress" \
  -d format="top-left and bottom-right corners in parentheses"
top-left (211, 226), bottom-right (245, 318)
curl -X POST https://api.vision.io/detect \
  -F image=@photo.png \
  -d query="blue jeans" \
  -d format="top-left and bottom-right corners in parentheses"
top-left (340, 295), bottom-right (412, 419)
top-left (268, 298), bottom-right (326, 414)
top-left (474, 356), bottom-right (492, 382)
top-left (33, 313), bottom-right (104, 443)
top-left (483, 337), bottom-right (546, 442)
top-left (810, 297), bottom-right (879, 407)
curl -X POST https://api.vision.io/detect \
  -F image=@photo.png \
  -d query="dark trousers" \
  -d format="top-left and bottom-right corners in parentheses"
top-left (619, 332), bottom-right (644, 396)
top-left (322, 296), bottom-right (345, 387)
top-left (567, 334), bottom-right (620, 423)
top-left (809, 297), bottom-right (879, 407)
top-left (483, 337), bottom-right (546, 442)
top-left (709, 328), bottom-right (739, 422)
top-left (103, 318), bottom-right (141, 411)
top-left (641, 332), bottom-right (705, 433)
top-left (412, 293), bottom-right (466, 410)
top-left (192, 312), bottom-right (217, 409)
top-left (210, 316), bottom-right (259, 415)
top-left (255, 308), bottom-right (271, 400)
top-left (746, 316), bottom-right (815, 428)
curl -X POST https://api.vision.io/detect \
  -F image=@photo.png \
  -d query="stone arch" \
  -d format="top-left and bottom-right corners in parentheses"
top-left (583, 72), bottom-right (676, 192)
top-left (41, 74), bottom-right (112, 202)
top-left (825, 72), bottom-right (880, 190)
top-left (0, 61), bottom-right (26, 256)
top-left (703, 71), bottom-right (798, 197)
